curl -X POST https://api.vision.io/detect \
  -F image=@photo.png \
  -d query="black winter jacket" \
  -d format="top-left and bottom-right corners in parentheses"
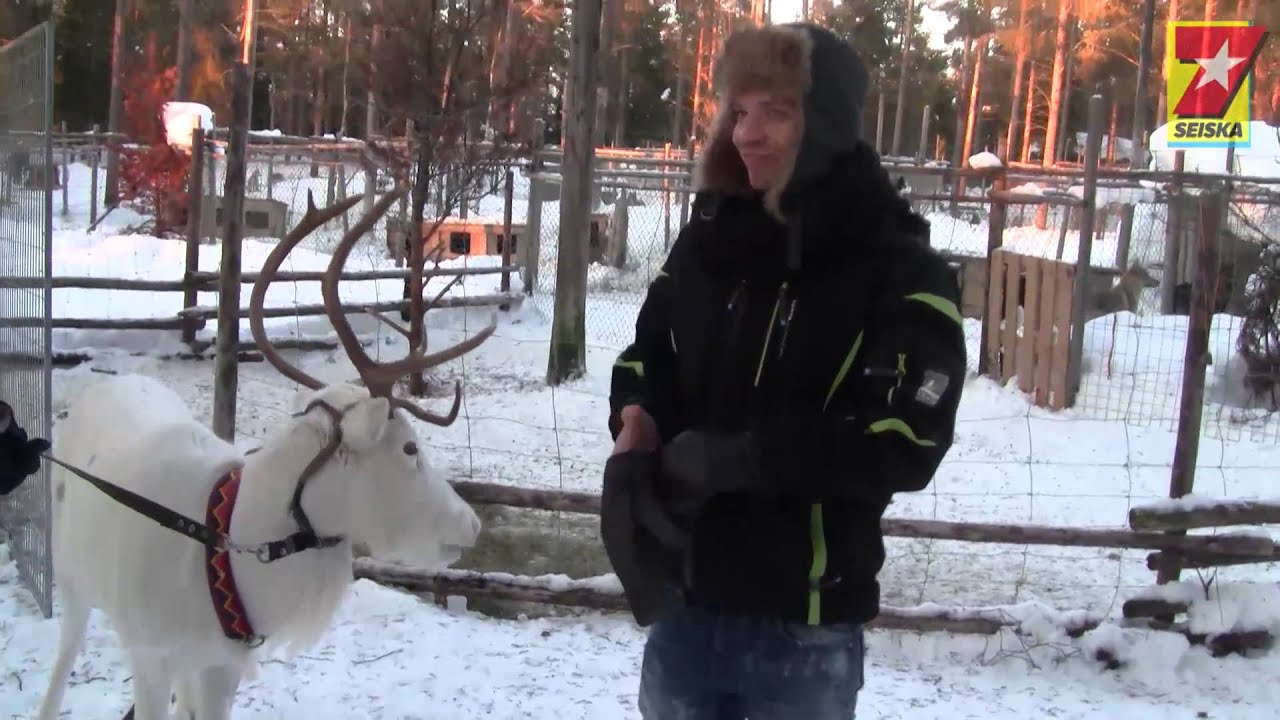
top-left (605, 145), bottom-right (967, 627)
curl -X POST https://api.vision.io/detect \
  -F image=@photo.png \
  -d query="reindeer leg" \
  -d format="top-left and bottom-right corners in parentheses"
top-left (170, 671), bottom-right (196, 720)
top-left (34, 584), bottom-right (91, 720)
top-left (193, 664), bottom-right (242, 720)
top-left (127, 652), bottom-right (175, 720)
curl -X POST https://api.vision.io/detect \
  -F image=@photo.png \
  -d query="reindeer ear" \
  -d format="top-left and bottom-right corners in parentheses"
top-left (339, 397), bottom-right (393, 450)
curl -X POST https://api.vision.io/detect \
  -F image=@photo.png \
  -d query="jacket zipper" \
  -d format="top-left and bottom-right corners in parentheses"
top-left (754, 281), bottom-right (789, 387)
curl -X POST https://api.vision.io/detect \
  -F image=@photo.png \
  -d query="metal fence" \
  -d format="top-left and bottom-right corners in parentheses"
top-left (526, 167), bottom-right (694, 351)
top-left (0, 22), bottom-right (55, 618)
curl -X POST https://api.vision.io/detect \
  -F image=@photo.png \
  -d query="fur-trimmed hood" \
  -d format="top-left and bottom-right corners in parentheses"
top-left (694, 23), bottom-right (871, 222)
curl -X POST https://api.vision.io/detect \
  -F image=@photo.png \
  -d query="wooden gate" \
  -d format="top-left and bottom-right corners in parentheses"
top-left (984, 249), bottom-right (1078, 409)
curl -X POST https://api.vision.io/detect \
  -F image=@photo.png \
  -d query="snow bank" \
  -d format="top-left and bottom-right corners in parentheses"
top-left (1129, 580), bottom-right (1280, 637)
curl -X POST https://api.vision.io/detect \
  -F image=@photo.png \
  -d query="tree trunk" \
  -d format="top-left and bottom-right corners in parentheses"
top-left (1036, 0), bottom-right (1074, 230)
top-left (367, 0), bottom-right (382, 139)
top-left (1043, 0), bottom-right (1073, 170)
top-left (1055, 40), bottom-right (1075, 163)
top-left (487, 0), bottom-right (510, 129)
top-left (339, 13), bottom-right (352, 136)
top-left (890, 0), bottom-right (914, 157)
top-left (1156, 0), bottom-right (1180, 125)
top-left (1107, 89), bottom-right (1120, 164)
top-left (948, 35), bottom-right (973, 215)
top-left (1005, 0), bottom-right (1030, 159)
top-left (1132, 0), bottom-right (1156, 162)
top-left (599, 0), bottom-right (619, 147)
top-left (213, 0), bottom-right (260, 442)
top-left (104, 0), bottom-right (129, 208)
top-left (176, 0), bottom-right (194, 100)
top-left (671, 34), bottom-right (688, 146)
top-left (408, 122), bottom-right (434, 396)
top-left (1021, 62), bottom-right (1036, 163)
top-left (547, 0), bottom-right (602, 385)
top-left (690, 16), bottom-right (707, 143)
top-left (312, 7), bottom-right (329, 137)
top-left (962, 38), bottom-right (984, 164)
top-left (614, 46), bottom-right (631, 146)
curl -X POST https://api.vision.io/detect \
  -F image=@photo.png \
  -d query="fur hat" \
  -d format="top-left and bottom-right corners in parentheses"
top-left (694, 23), bottom-right (870, 222)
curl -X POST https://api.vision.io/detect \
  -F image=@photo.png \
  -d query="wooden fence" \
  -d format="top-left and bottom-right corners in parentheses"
top-left (350, 478), bottom-right (1279, 655)
top-left (985, 249), bottom-right (1077, 409)
top-left (0, 126), bottom-right (524, 341)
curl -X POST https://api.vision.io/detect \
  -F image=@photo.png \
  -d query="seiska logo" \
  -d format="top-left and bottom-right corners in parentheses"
top-left (1166, 21), bottom-right (1269, 147)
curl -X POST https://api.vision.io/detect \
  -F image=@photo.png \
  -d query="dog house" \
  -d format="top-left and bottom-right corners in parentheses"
top-left (201, 196), bottom-right (290, 240)
top-left (387, 213), bottom-right (611, 266)
top-left (420, 217), bottom-right (529, 261)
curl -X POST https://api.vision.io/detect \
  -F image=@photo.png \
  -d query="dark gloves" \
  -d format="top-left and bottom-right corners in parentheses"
top-left (0, 401), bottom-right (51, 496)
top-left (601, 449), bottom-right (682, 626)
top-left (659, 429), bottom-right (768, 514)
top-left (600, 430), bottom-right (772, 627)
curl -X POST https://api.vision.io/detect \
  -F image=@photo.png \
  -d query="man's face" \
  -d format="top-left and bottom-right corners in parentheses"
top-left (730, 90), bottom-right (802, 191)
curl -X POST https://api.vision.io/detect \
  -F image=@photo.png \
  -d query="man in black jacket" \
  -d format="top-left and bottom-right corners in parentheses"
top-left (602, 22), bottom-right (967, 719)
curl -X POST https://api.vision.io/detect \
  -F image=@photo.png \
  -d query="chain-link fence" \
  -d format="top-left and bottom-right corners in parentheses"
top-left (1054, 180), bottom-right (1280, 444)
top-left (522, 153), bottom-right (1280, 450)
top-left (524, 165), bottom-right (696, 352)
top-left (0, 22), bottom-right (54, 618)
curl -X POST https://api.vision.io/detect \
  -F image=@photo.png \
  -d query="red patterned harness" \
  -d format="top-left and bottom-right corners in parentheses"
top-left (204, 467), bottom-right (261, 645)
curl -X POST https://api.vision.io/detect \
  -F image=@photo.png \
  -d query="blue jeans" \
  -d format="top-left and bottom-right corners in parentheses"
top-left (638, 602), bottom-right (865, 719)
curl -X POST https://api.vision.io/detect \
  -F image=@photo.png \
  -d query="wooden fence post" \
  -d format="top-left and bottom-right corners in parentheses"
top-left (523, 119), bottom-right (546, 295)
top-left (1159, 151), bottom-right (1186, 314)
top-left (1157, 188), bottom-right (1225, 586)
top-left (916, 106), bottom-right (930, 166)
top-left (90, 124), bottom-right (100, 226)
top-left (979, 162), bottom-right (1008, 378)
top-left (212, 58), bottom-right (255, 442)
top-left (1066, 94), bottom-right (1106, 403)
top-left (59, 121), bottom-right (68, 216)
top-left (501, 166), bottom-right (514, 301)
top-left (182, 126), bottom-right (206, 345)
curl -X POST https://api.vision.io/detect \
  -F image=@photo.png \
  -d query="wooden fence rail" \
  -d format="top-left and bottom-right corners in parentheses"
top-left (354, 479), bottom-right (1279, 652)
top-left (446, 480), bottom-right (1277, 558)
top-left (352, 560), bottom-right (1073, 637)
top-left (0, 265), bottom-right (522, 331)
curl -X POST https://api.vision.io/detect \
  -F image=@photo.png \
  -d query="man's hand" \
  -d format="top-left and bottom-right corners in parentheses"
top-left (612, 404), bottom-right (659, 456)
top-left (660, 429), bottom-right (765, 505)
top-left (0, 401), bottom-right (50, 496)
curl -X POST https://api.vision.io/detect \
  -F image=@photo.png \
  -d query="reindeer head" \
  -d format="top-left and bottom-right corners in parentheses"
top-left (248, 187), bottom-right (493, 569)
top-left (1122, 263), bottom-right (1160, 290)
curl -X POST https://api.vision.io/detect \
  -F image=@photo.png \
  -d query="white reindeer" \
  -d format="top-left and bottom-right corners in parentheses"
top-left (37, 188), bottom-right (494, 720)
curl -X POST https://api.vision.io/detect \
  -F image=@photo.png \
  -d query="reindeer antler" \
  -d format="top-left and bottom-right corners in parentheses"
top-left (321, 184), bottom-right (497, 426)
top-left (250, 192), bottom-right (365, 390)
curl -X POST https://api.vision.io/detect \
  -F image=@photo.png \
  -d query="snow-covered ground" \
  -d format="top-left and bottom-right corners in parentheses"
top-left (1, 154), bottom-right (1279, 717)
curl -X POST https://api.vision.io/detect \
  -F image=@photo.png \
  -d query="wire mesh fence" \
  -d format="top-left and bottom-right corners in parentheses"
top-left (104, 298), bottom-right (1273, 624)
top-left (0, 22), bottom-right (54, 618)
top-left (20, 129), bottom-right (1280, 624)
top-left (526, 170), bottom-right (691, 352)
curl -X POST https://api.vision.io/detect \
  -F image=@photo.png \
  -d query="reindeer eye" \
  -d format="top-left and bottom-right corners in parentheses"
top-left (403, 442), bottom-right (418, 456)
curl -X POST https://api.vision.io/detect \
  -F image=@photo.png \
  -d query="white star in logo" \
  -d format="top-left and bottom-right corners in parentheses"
top-left (1195, 39), bottom-right (1247, 90)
